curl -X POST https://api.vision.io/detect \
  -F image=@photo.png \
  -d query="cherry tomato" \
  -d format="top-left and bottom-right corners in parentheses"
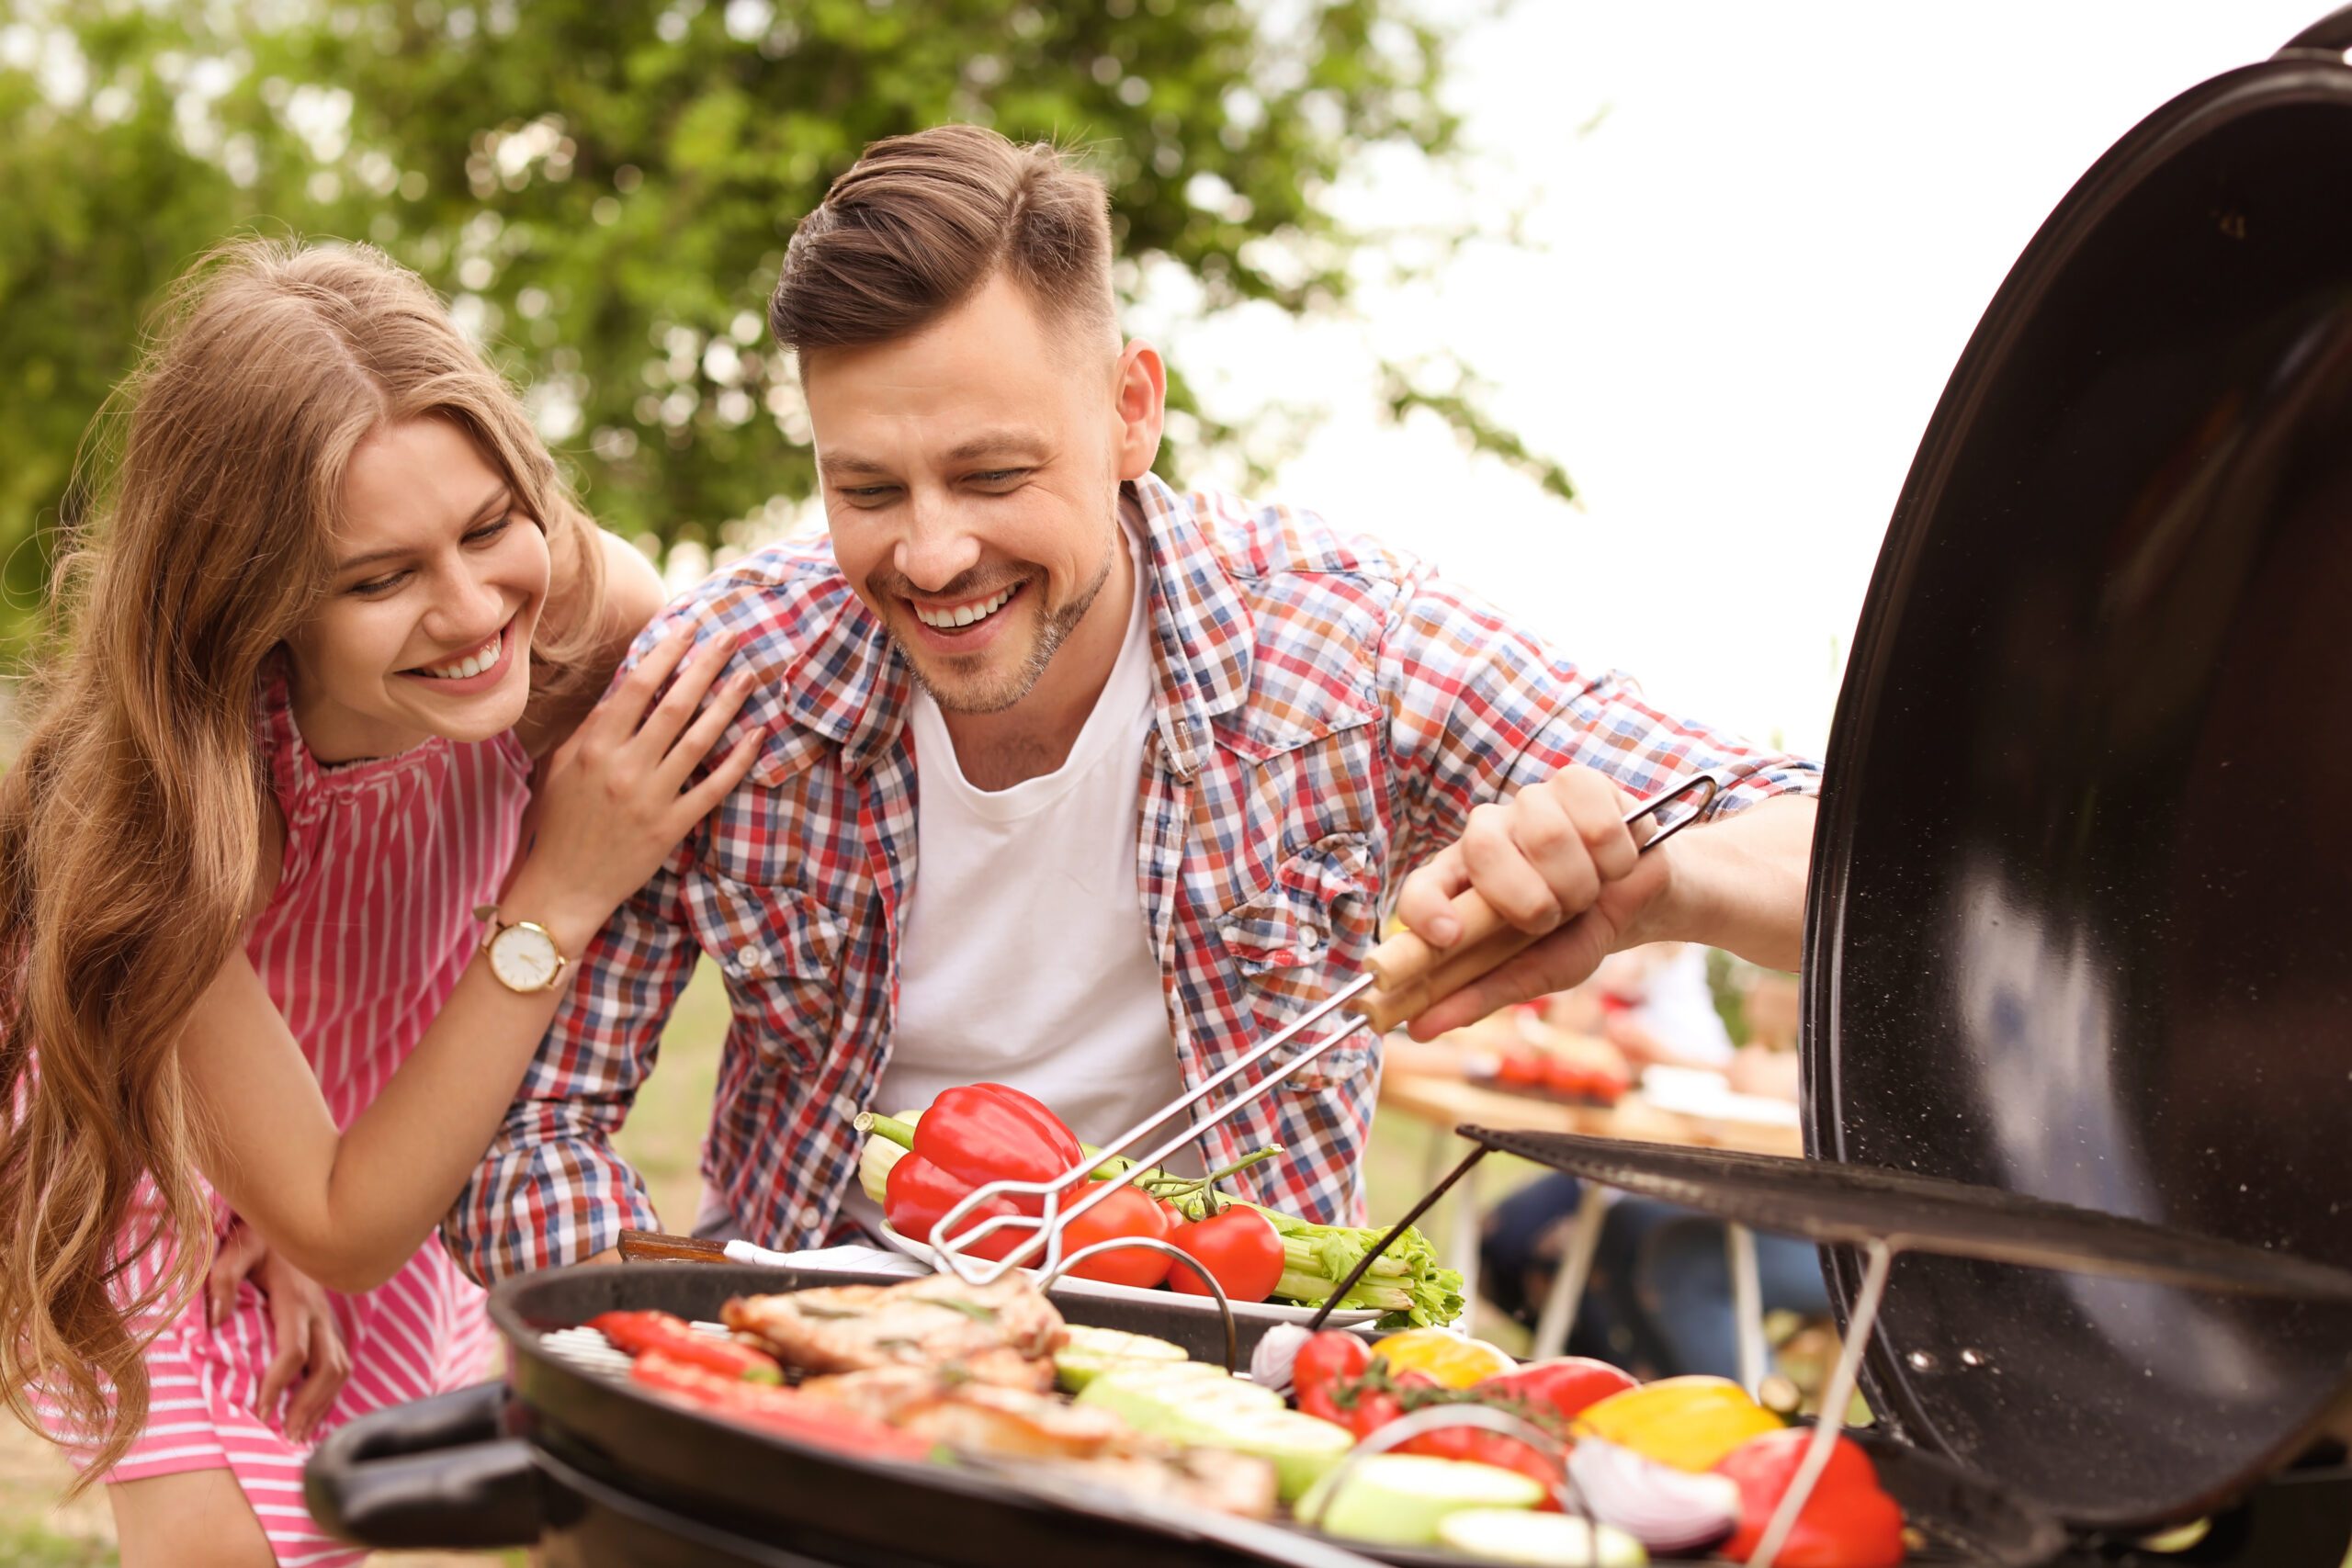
top-left (1169, 1205), bottom-right (1285, 1303)
top-left (1294, 1331), bottom-right (1373, 1424)
top-left (1348, 1385), bottom-right (1406, 1441)
top-left (1295, 1332), bottom-right (1374, 1388)
top-left (1058, 1184), bottom-right (1173, 1288)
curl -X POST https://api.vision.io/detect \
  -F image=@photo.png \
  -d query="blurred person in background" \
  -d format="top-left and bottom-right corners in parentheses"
top-left (1482, 954), bottom-right (1827, 1380)
top-left (0, 241), bottom-right (752, 1568)
top-left (1543, 942), bottom-right (1736, 1067)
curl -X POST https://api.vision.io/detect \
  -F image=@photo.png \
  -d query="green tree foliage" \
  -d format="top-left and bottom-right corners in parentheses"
top-left (0, 0), bottom-right (1562, 644)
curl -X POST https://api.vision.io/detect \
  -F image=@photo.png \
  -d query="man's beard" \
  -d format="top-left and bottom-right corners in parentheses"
top-left (874, 525), bottom-right (1117, 716)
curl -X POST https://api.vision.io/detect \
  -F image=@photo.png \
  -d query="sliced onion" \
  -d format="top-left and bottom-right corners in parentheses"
top-left (1250, 1322), bottom-right (1312, 1393)
top-left (1567, 1436), bottom-right (1740, 1553)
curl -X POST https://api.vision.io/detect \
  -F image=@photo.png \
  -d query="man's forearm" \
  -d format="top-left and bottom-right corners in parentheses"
top-left (1623, 794), bottom-right (1815, 971)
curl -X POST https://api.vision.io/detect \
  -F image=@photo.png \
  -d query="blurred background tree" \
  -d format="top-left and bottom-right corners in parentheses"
top-left (0, 0), bottom-right (1564, 649)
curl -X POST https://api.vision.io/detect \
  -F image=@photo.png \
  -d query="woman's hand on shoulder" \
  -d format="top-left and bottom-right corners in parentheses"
top-left (507, 621), bottom-right (764, 951)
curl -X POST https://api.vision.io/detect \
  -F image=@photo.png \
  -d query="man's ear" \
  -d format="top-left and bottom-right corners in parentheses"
top-left (1112, 338), bottom-right (1167, 482)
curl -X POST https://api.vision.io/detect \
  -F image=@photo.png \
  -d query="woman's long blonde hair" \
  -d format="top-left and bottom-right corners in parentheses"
top-left (0, 238), bottom-right (607, 1481)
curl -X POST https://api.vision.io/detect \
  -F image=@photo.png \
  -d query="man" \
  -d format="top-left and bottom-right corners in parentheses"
top-left (448, 125), bottom-right (1818, 1278)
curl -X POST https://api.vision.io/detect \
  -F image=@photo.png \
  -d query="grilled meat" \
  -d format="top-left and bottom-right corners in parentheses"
top-left (796, 1347), bottom-right (1056, 1424)
top-left (796, 1364), bottom-right (948, 1424)
top-left (721, 1272), bottom-right (1065, 1374)
top-left (1006, 1448), bottom-right (1279, 1520)
top-left (896, 1383), bottom-right (1138, 1461)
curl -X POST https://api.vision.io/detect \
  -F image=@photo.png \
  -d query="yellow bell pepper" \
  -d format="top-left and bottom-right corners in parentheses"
top-left (1573, 1375), bottom-right (1782, 1472)
top-left (1369, 1327), bottom-right (1517, 1389)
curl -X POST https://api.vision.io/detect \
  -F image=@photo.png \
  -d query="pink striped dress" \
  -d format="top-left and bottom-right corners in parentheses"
top-left (46, 669), bottom-right (530, 1563)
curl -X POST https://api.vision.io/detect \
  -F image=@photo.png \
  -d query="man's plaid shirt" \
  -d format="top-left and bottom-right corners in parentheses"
top-left (447, 476), bottom-right (1819, 1281)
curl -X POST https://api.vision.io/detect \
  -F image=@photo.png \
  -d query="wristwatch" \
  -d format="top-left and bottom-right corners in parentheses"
top-left (474, 904), bottom-right (570, 993)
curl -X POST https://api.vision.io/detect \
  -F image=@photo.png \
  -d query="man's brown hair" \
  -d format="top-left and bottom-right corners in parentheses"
top-left (770, 124), bottom-right (1117, 356)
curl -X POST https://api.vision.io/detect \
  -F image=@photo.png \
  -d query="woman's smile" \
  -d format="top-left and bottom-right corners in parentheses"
top-left (399, 619), bottom-right (516, 693)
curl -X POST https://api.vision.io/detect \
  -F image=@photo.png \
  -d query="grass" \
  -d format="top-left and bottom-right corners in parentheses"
top-left (0, 1522), bottom-right (116, 1566)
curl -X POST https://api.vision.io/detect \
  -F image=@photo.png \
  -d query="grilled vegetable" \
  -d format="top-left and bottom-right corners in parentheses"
top-left (1053, 1325), bottom-right (1191, 1393)
top-left (1481, 1357), bottom-right (1636, 1422)
top-left (587, 1310), bottom-right (782, 1383)
top-left (1370, 1328), bottom-right (1515, 1389)
top-left (1574, 1376), bottom-right (1783, 1472)
top-left (1185, 1405), bottom-right (1355, 1502)
top-left (1436, 1509), bottom-right (1647, 1566)
top-left (1076, 1365), bottom-right (1349, 1501)
top-left (1566, 1437), bottom-right (1740, 1553)
top-left (1715, 1427), bottom-right (1906, 1568)
top-left (1300, 1453), bottom-right (1546, 1545)
top-left (1395, 1422), bottom-right (1561, 1496)
top-left (1075, 1364), bottom-right (1283, 1430)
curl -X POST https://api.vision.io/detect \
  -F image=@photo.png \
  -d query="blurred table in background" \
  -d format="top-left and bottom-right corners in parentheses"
top-left (1376, 1063), bottom-right (1803, 1387)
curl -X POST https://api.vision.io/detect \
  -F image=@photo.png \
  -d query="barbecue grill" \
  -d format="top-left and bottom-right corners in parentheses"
top-left (308, 10), bottom-right (2352, 1563)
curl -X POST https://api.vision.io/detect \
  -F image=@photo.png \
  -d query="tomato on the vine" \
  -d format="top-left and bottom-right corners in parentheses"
top-left (1169, 1204), bottom-right (1286, 1303)
top-left (1059, 1185), bottom-right (1174, 1288)
top-left (1294, 1331), bottom-right (1374, 1425)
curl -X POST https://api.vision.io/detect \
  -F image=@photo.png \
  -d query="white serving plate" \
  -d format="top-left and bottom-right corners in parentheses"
top-left (873, 1222), bottom-right (1387, 1329)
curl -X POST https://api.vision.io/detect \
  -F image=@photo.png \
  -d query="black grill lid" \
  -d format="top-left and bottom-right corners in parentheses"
top-left (1453, 1128), bottom-right (2352, 1301)
top-left (1803, 5), bottom-right (2352, 1531)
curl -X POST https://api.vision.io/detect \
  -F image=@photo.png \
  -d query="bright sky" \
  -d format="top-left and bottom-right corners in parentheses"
top-left (1158, 0), bottom-right (2330, 760)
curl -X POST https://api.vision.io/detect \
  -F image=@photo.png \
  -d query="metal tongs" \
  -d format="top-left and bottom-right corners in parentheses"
top-left (923, 771), bottom-right (1725, 1286)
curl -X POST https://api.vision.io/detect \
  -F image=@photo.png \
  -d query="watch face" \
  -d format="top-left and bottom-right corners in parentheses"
top-left (490, 923), bottom-right (562, 992)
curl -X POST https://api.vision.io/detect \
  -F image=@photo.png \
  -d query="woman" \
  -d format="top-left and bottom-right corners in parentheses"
top-left (0, 239), bottom-right (761, 1566)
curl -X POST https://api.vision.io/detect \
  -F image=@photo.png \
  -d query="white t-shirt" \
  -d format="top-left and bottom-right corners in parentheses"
top-left (853, 518), bottom-right (1192, 1233)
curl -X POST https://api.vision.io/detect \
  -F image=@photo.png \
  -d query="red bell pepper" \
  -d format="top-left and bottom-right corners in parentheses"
top-left (1715, 1427), bottom-right (1906, 1568)
top-left (589, 1310), bottom-right (782, 1383)
top-left (882, 1083), bottom-right (1085, 1253)
top-left (1400, 1425), bottom-right (1561, 1497)
top-left (884, 1153), bottom-right (1030, 1261)
top-left (1480, 1357), bottom-right (1637, 1423)
top-left (629, 1350), bottom-right (933, 1461)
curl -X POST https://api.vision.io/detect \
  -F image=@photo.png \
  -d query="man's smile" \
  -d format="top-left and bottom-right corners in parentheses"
top-left (906, 581), bottom-right (1025, 635)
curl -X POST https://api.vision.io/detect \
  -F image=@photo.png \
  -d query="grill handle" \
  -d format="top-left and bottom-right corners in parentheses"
top-left (302, 1382), bottom-right (546, 1550)
top-left (2279, 6), bottom-right (2352, 57)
